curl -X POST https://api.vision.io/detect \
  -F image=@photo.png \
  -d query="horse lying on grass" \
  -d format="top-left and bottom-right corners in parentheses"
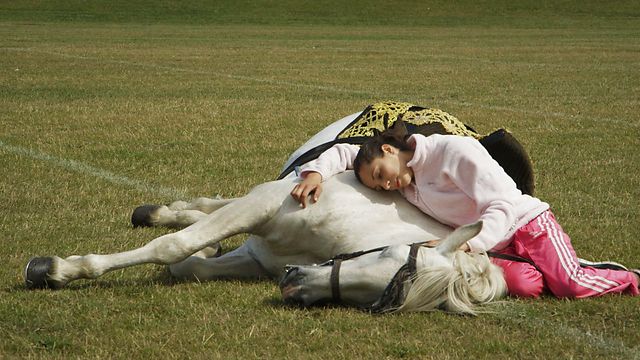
top-left (24, 171), bottom-right (507, 315)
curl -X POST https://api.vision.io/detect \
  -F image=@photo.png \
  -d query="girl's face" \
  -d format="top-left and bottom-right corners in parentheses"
top-left (358, 144), bottom-right (414, 191)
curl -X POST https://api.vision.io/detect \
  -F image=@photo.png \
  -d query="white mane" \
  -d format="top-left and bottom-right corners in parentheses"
top-left (397, 252), bottom-right (507, 315)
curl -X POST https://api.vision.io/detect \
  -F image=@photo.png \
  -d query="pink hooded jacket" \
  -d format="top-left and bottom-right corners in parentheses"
top-left (299, 134), bottom-right (549, 252)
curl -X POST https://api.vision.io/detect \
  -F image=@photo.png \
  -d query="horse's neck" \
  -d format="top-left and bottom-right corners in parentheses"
top-left (322, 173), bottom-right (453, 247)
top-left (253, 172), bottom-right (452, 260)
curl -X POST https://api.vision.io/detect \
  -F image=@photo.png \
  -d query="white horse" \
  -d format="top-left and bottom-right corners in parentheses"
top-left (24, 112), bottom-right (507, 314)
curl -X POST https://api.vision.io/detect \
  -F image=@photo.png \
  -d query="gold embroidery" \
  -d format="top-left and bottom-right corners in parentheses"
top-left (337, 101), bottom-right (480, 139)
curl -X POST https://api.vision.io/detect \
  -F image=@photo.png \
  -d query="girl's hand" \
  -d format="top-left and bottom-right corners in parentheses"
top-left (458, 242), bottom-right (470, 252)
top-left (424, 239), bottom-right (470, 252)
top-left (291, 172), bottom-right (323, 208)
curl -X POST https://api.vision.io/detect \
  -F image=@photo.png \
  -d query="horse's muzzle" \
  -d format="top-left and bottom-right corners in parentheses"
top-left (279, 266), bottom-right (307, 305)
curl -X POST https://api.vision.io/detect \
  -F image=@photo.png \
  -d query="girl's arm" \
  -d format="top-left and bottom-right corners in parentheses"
top-left (443, 136), bottom-right (523, 252)
top-left (291, 143), bottom-right (359, 208)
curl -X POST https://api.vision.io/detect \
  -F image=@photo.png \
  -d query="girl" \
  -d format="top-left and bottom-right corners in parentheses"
top-left (290, 121), bottom-right (639, 298)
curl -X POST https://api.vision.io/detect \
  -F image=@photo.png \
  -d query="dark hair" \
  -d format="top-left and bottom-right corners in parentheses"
top-left (354, 120), bottom-right (412, 183)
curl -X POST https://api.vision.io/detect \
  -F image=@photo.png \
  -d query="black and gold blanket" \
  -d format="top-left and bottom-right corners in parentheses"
top-left (278, 101), bottom-right (534, 195)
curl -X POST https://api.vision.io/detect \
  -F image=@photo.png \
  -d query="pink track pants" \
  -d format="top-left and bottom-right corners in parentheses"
top-left (490, 210), bottom-right (639, 298)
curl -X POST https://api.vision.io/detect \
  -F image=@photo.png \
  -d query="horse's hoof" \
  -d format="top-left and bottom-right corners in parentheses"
top-left (24, 257), bottom-right (60, 290)
top-left (131, 204), bottom-right (161, 228)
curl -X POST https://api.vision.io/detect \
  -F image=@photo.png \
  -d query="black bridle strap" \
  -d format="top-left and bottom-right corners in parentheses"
top-left (407, 242), bottom-right (424, 279)
top-left (328, 241), bottom-right (431, 303)
top-left (367, 242), bottom-right (431, 313)
top-left (326, 245), bottom-right (395, 303)
top-left (330, 259), bottom-right (342, 302)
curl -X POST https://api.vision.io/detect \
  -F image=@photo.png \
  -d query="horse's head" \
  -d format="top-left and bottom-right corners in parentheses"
top-left (279, 221), bottom-right (507, 314)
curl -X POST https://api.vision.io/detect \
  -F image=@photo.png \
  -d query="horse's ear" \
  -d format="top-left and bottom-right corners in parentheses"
top-left (436, 221), bottom-right (482, 256)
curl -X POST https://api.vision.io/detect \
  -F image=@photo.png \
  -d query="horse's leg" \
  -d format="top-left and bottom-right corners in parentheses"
top-left (280, 246), bottom-right (410, 307)
top-left (26, 186), bottom-right (283, 289)
top-left (169, 243), bottom-right (270, 281)
top-left (132, 196), bottom-right (238, 228)
top-left (167, 196), bottom-right (239, 212)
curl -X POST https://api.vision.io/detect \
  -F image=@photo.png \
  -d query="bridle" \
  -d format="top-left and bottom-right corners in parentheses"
top-left (310, 242), bottom-right (537, 312)
top-left (313, 241), bottom-right (432, 311)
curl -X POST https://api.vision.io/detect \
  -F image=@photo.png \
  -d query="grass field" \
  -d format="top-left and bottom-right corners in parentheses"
top-left (1, 1), bottom-right (639, 358)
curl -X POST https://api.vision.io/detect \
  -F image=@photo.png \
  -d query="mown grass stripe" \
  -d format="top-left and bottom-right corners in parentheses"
top-left (3, 47), bottom-right (372, 96)
top-left (3, 47), bottom-right (632, 127)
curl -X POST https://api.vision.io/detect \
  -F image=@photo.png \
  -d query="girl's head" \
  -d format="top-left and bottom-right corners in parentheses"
top-left (354, 121), bottom-right (415, 191)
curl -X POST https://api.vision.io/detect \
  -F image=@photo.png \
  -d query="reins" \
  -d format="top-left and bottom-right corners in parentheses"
top-left (486, 251), bottom-right (540, 271)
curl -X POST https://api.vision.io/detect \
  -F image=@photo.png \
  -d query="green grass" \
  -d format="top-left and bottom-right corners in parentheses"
top-left (2, 0), bottom-right (639, 27)
top-left (1, 1), bottom-right (639, 358)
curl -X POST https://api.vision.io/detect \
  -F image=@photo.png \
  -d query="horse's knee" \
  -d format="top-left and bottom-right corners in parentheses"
top-left (499, 261), bottom-right (545, 298)
top-left (145, 232), bottom-right (195, 264)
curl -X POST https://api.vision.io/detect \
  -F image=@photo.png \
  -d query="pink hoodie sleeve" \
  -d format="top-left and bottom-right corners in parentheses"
top-left (442, 137), bottom-right (521, 252)
top-left (299, 143), bottom-right (360, 181)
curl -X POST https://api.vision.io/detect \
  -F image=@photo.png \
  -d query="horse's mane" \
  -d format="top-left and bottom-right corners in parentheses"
top-left (395, 252), bottom-right (507, 315)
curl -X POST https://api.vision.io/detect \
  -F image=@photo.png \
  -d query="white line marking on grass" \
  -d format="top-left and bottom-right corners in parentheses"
top-left (550, 322), bottom-right (640, 359)
top-left (0, 140), bottom-right (187, 199)
top-left (4, 47), bottom-right (633, 126)
top-left (496, 307), bottom-right (639, 358)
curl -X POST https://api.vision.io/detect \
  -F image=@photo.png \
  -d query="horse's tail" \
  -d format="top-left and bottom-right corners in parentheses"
top-left (395, 252), bottom-right (507, 315)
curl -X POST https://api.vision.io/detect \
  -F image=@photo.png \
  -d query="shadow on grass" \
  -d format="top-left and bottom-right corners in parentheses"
top-left (10, 265), bottom-right (276, 293)
top-left (262, 294), bottom-right (361, 313)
